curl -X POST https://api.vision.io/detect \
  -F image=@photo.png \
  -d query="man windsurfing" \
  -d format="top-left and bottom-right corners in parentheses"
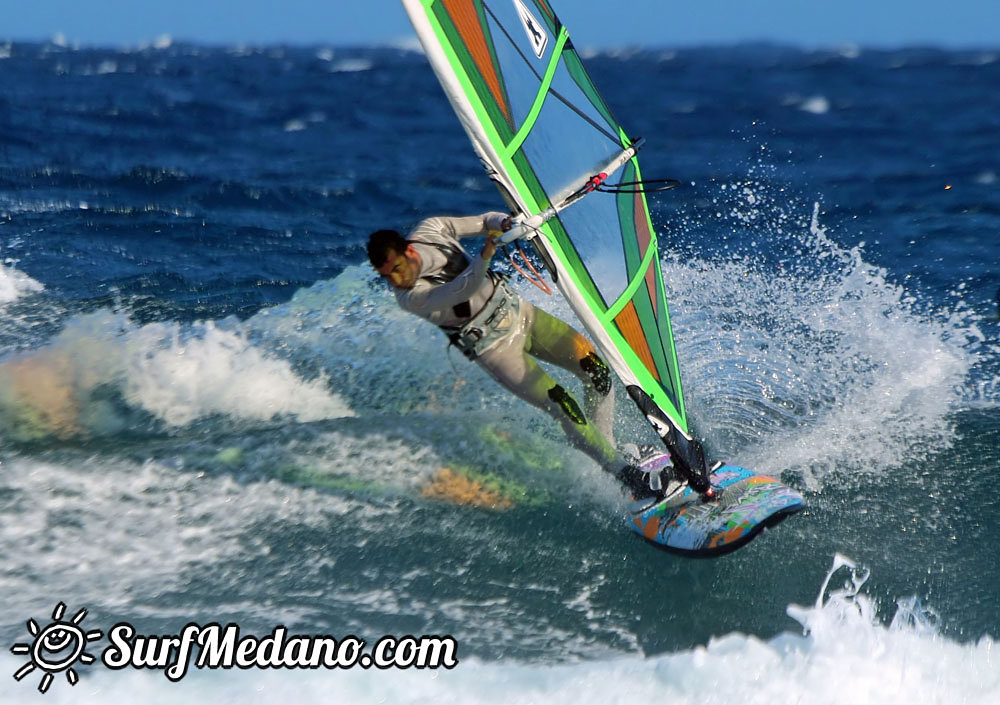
top-left (367, 211), bottom-right (662, 500)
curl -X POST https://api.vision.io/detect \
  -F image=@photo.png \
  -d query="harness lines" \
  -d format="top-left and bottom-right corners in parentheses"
top-left (409, 238), bottom-right (518, 360)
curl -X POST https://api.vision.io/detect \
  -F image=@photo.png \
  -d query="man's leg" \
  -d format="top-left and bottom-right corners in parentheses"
top-left (521, 305), bottom-right (616, 448)
top-left (520, 305), bottom-right (666, 498)
top-left (475, 305), bottom-right (618, 470)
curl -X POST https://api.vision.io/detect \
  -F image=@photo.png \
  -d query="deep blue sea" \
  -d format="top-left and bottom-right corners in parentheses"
top-left (1, 36), bottom-right (998, 703)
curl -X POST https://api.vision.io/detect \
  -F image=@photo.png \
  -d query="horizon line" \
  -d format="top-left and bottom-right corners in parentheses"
top-left (2, 33), bottom-right (998, 54)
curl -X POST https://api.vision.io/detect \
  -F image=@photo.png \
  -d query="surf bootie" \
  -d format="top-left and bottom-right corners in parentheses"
top-left (616, 463), bottom-right (663, 501)
top-left (615, 444), bottom-right (676, 502)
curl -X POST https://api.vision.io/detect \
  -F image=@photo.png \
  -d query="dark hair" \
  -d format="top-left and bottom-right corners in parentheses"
top-left (367, 229), bottom-right (408, 268)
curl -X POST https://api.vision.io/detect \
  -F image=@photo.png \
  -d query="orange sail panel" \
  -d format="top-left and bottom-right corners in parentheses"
top-left (439, 0), bottom-right (512, 124)
top-left (614, 302), bottom-right (660, 382)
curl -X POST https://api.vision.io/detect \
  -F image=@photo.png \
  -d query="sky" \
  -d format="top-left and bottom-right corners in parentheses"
top-left (2, 0), bottom-right (999, 49)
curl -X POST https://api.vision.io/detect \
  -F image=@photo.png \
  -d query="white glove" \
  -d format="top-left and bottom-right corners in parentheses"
top-left (484, 212), bottom-right (511, 233)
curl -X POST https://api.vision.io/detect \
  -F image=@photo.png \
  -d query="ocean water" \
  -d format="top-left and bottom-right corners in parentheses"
top-left (1, 37), bottom-right (998, 703)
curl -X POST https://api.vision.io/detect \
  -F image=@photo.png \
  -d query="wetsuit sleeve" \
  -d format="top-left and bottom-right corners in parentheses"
top-left (444, 212), bottom-right (508, 239)
top-left (398, 212), bottom-right (507, 316)
top-left (402, 254), bottom-right (491, 313)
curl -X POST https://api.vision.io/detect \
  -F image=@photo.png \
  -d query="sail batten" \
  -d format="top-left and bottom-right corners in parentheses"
top-left (503, 27), bottom-right (568, 157)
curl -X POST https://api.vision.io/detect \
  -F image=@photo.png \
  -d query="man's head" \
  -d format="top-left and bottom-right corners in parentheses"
top-left (367, 229), bottom-right (421, 289)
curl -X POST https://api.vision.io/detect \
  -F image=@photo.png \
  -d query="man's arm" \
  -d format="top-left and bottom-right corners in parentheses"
top-left (402, 214), bottom-right (506, 314)
top-left (442, 212), bottom-right (510, 240)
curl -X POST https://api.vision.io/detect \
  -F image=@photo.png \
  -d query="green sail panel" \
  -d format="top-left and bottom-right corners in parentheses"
top-left (401, 0), bottom-right (689, 433)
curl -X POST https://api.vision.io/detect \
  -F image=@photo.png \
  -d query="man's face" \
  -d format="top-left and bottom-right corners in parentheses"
top-left (376, 246), bottom-right (421, 289)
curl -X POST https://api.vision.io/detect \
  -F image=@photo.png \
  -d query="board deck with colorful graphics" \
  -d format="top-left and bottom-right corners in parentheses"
top-left (627, 455), bottom-right (805, 557)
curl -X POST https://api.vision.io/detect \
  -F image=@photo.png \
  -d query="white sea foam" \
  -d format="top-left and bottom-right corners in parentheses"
top-left (0, 309), bottom-right (353, 440)
top-left (0, 260), bottom-right (44, 304)
top-left (661, 196), bottom-right (982, 487)
top-left (799, 95), bottom-right (831, 114)
top-left (973, 170), bottom-right (997, 185)
top-left (953, 52), bottom-right (998, 66)
top-left (120, 318), bottom-right (352, 426)
top-left (669, 101), bottom-right (698, 114)
top-left (0, 555), bottom-right (994, 704)
top-left (388, 36), bottom-right (424, 53)
top-left (284, 112), bottom-right (327, 132)
top-left (330, 58), bottom-right (374, 73)
top-left (0, 453), bottom-right (367, 625)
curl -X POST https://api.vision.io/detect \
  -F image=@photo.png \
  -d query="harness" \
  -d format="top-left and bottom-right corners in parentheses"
top-left (409, 238), bottom-right (519, 360)
top-left (443, 272), bottom-right (518, 360)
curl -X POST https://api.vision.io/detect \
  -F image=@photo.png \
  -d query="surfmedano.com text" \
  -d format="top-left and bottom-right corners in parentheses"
top-left (102, 623), bottom-right (459, 681)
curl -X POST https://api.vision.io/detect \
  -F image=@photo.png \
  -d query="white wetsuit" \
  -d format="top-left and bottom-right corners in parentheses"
top-left (393, 212), bottom-right (619, 470)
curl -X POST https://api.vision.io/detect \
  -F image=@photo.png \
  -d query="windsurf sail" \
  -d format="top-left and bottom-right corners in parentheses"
top-left (400, 0), bottom-right (712, 492)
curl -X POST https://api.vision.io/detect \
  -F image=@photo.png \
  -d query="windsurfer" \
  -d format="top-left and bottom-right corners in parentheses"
top-left (367, 211), bottom-right (661, 499)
